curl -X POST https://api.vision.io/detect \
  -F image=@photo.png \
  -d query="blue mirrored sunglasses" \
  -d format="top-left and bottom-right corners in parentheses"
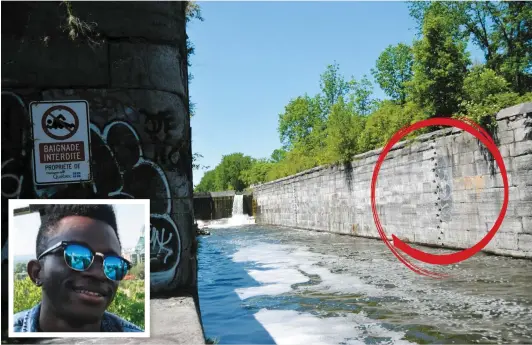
top-left (38, 241), bottom-right (132, 281)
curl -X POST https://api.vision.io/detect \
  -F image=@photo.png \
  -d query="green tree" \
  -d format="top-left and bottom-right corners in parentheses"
top-left (213, 153), bottom-right (254, 191)
top-left (458, 91), bottom-right (532, 131)
top-left (270, 148), bottom-right (287, 163)
top-left (278, 94), bottom-right (323, 150)
top-left (240, 159), bottom-right (274, 186)
top-left (409, 1), bottom-right (532, 93)
top-left (14, 277), bottom-right (41, 313)
top-left (324, 97), bottom-right (365, 163)
top-left (319, 62), bottom-right (352, 115)
top-left (266, 144), bottom-right (320, 181)
top-left (462, 65), bottom-right (511, 104)
top-left (491, 2), bottom-right (532, 93)
top-left (194, 169), bottom-right (217, 192)
top-left (458, 66), bottom-right (532, 129)
top-left (107, 280), bottom-right (145, 329)
top-left (358, 101), bottom-right (428, 153)
top-left (14, 262), bottom-right (27, 274)
top-left (407, 9), bottom-right (470, 116)
top-left (372, 43), bottom-right (414, 104)
top-left (348, 75), bottom-right (379, 115)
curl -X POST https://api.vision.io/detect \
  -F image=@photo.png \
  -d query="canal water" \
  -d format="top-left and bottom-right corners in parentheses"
top-left (197, 220), bottom-right (532, 344)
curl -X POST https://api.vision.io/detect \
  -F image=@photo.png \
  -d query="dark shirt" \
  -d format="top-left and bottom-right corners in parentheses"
top-left (13, 303), bottom-right (143, 332)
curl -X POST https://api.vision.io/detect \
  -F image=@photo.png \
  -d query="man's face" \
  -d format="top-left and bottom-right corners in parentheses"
top-left (36, 216), bottom-right (121, 323)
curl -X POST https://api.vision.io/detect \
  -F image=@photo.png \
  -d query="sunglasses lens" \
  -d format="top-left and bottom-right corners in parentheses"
top-left (64, 244), bottom-right (93, 271)
top-left (103, 256), bottom-right (129, 281)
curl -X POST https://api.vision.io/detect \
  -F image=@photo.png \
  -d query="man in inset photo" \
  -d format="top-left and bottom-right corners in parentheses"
top-left (13, 204), bottom-right (144, 332)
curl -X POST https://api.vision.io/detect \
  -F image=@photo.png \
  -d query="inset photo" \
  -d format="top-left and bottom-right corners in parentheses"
top-left (8, 199), bottom-right (150, 338)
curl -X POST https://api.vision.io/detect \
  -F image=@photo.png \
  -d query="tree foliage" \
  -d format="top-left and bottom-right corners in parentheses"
top-left (14, 262), bottom-right (26, 274)
top-left (408, 1), bottom-right (532, 93)
top-left (240, 159), bottom-right (274, 186)
top-left (319, 62), bottom-right (352, 115)
top-left (194, 153), bottom-right (254, 192)
top-left (407, 7), bottom-right (470, 116)
top-left (270, 149), bottom-right (287, 163)
top-left (323, 97), bottom-right (365, 163)
top-left (194, 4), bottom-right (532, 193)
top-left (186, 1), bottom-right (203, 118)
top-left (349, 75), bottom-right (380, 116)
top-left (195, 169), bottom-right (217, 192)
top-left (278, 95), bottom-right (323, 151)
top-left (129, 263), bottom-right (145, 280)
top-left (372, 43), bottom-right (414, 104)
top-left (186, 1), bottom-right (204, 23)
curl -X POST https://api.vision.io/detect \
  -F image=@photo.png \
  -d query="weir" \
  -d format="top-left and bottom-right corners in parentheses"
top-left (232, 194), bottom-right (244, 216)
top-left (193, 191), bottom-right (253, 220)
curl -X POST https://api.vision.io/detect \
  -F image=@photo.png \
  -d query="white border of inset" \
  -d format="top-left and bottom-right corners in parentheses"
top-left (8, 199), bottom-right (151, 338)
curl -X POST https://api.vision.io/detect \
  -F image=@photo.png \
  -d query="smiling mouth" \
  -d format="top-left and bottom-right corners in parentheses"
top-left (73, 288), bottom-right (104, 298)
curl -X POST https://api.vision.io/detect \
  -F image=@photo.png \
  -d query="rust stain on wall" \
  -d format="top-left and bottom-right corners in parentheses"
top-left (456, 175), bottom-right (486, 194)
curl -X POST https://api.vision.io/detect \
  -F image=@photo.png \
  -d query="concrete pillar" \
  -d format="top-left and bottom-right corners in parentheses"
top-left (1, 2), bottom-right (196, 331)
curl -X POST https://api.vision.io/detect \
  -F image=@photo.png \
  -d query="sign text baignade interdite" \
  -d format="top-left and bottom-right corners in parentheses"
top-left (30, 100), bottom-right (92, 185)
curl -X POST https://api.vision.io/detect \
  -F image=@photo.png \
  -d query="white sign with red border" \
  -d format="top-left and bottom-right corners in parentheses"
top-left (30, 100), bottom-right (92, 185)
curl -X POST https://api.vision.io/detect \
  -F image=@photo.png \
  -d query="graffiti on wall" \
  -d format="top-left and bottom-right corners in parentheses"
top-left (0, 92), bottom-right (183, 290)
top-left (90, 121), bottom-right (181, 288)
top-left (143, 109), bottom-right (181, 167)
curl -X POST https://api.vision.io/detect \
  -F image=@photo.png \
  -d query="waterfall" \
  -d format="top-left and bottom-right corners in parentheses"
top-left (198, 193), bottom-right (254, 229)
top-left (232, 194), bottom-right (244, 216)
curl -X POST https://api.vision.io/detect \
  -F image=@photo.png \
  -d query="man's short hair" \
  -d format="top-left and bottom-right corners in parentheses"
top-left (35, 204), bottom-right (121, 258)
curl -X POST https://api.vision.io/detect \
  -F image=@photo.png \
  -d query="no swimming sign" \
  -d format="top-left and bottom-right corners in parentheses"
top-left (30, 100), bottom-right (92, 185)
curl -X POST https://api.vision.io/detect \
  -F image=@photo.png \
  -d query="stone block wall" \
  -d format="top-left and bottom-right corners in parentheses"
top-left (253, 103), bottom-right (532, 258)
top-left (1, 1), bottom-right (195, 305)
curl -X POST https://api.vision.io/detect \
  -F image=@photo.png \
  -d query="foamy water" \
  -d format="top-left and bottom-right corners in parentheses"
top-left (198, 225), bottom-right (532, 344)
top-left (198, 214), bottom-right (256, 229)
top-left (254, 309), bottom-right (414, 345)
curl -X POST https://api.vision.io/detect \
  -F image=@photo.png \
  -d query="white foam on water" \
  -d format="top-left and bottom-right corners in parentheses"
top-left (253, 309), bottom-right (414, 345)
top-left (235, 268), bottom-right (310, 300)
top-left (230, 239), bottom-right (532, 342)
top-left (232, 243), bottom-right (298, 266)
top-left (201, 214), bottom-right (255, 229)
top-left (232, 243), bottom-right (384, 299)
top-left (297, 263), bottom-right (388, 298)
top-left (236, 283), bottom-right (294, 300)
top-left (248, 268), bottom-right (309, 285)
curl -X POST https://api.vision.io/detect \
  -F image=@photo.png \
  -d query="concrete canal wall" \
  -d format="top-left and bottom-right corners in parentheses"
top-left (253, 103), bottom-right (532, 258)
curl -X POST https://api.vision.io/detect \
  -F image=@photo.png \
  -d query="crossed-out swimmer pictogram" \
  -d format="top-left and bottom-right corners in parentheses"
top-left (41, 105), bottom-right (80, 141)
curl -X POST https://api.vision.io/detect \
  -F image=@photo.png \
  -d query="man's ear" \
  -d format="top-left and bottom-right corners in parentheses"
top-left (27, 259), bottom-right (43, 286)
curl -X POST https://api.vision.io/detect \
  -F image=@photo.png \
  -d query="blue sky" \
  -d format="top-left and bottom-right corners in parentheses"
top-left (188, 1), bottom-right (484, 187)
